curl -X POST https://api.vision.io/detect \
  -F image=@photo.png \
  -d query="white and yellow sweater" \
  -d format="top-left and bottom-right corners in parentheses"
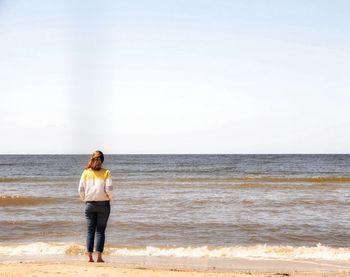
top-left (78, 168), bottom-right (113, 201)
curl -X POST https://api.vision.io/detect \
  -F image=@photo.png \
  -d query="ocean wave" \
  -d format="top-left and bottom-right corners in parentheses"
top-left (109, 244), bottom-right (350, 260)
top-left (0, 177), bottom-right (77, 184)
top-left (0, 195), bottom-right (62, 206)
top-left (174, 176), bottom-right (350, 183)
top-left (0, 242), bottom-right (74, 256)
top-left (1, 243), bottom-right (350, 261)
top-left (0, 178), bottom-right (23, 183)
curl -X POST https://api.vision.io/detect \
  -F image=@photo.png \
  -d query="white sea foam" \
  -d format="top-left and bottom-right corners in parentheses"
top-left (0, 242), bottom-right (69, 256)
top-left (109, 244), bottom-right (350, 261)
top-left (1, 243), bottom-right (350, 261)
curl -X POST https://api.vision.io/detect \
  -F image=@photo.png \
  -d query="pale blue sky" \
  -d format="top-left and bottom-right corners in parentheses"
top-left (1, 1), bottom-right (350, 154)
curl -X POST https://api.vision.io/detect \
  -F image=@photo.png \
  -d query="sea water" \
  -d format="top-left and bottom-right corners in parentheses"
top-left (1, 154), bottom-right (350, 263)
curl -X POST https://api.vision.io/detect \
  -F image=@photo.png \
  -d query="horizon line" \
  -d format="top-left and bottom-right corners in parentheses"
top-left (0, 153), bottom-right (349, 155)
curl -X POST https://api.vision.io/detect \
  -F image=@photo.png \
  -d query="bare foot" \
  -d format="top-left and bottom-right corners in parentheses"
top-left (87, 253), bottom-right (94, 262)
top-left (97, 252), bottom-right (104, 262)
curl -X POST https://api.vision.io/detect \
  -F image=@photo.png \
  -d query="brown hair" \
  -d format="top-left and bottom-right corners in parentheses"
top-left (85, 150), bottom-right (104, 171)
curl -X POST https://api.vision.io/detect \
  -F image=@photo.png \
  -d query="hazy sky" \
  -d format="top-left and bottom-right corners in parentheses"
top-left (1, 0), bottom-right (350, 154)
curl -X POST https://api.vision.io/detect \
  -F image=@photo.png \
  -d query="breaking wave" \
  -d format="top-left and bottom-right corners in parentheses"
top-left (2, 243), bottom-right (350, 261)
top-left (0, 178), bottom-right (23, 183)
top-left (174, 176), bottom-right (350, 183)
top-left (0, 195), bottom-right (62, 206)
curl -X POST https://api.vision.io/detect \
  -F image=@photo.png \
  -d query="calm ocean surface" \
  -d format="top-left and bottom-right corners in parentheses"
top-left (1, 154), bottom-right (350, 260)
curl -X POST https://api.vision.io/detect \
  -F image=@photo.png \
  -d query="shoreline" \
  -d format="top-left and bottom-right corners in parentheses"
top-left (1, 255), bottom-right (350, 276)
top-left (0, 260), bottom-right (349, 277)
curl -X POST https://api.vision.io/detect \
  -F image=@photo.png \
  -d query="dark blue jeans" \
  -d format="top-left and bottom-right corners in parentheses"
top-left (85, 201), bottom-right (110, 253)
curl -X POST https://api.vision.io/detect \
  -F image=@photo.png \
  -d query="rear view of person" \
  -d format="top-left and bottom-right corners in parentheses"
top-left (78, 150), bottom-right (113, 262)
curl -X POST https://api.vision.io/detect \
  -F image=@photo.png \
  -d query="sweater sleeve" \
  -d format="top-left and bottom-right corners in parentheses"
top-left (78, 170), bottom-right (86, 201)
top-left (105, 170), bottom-right (113, 200)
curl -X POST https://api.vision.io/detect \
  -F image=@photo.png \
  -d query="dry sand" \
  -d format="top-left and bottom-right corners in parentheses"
top-left (0, 261), bottom-right (349, 277)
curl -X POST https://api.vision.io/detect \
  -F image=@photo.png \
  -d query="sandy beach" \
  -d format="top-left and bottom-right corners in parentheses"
top-left (0, 261), bottom-right (349, 277)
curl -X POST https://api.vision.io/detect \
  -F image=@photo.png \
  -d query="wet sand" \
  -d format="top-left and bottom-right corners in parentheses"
top-left (0, 260), bottom-right (349, 277)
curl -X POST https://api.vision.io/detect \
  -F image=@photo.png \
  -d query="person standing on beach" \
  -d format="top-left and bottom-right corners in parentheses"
top-left (78, 150), bottom-right (113, 262)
